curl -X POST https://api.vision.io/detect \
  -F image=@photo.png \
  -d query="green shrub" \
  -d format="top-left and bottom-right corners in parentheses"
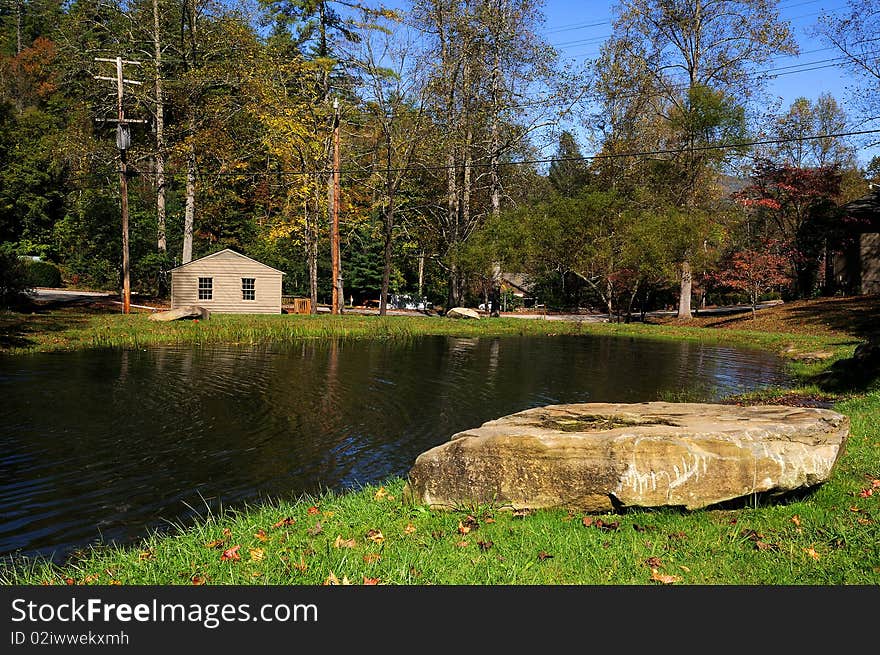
top-left (24, 259), bottom-right (62, 288)
top-left (0, 247), bottom-right (31, 307)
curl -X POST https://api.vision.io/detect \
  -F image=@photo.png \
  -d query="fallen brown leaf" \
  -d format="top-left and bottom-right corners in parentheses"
top-left (582, 516), bottom-right (594, 527)
top-left (333, 535), bottom-right (358, 549)
top-left (374, 487), bottom-right (387, 500)
top-left (363, 577), bottom-right (380, 585)
top-left (139, 550), bottom-right (154, 560)
top-left (291, 555), bottom-right (308, 573)
top-left (365, 529), bottom-right (384, 544)
top-left (537, 551), bottom-right (553, 561)
top-left (460, 515), bottom-right (479, 532)
top-left (307, 505), bottom-right (320, 516)
top-left (804, 547), bottom-right (821, 561)
top-left (791, 515), bottom-right (801, 527)
top-left (222, 528), bottom-right (231, 537)
top-left (191, 575), bottom-right (206, 586)
top-left (323, 572), bottom-right (351, 586)
top-left (679, 565), bottom-right (691, 573)
top-left (204, 539), bottom-right (226, 549)
top-left (362, 553), bottom-right (381, 564)
top-left (650, 568), bottom-right (680, 584)
top-left (307, 521), bottom-right (323, 536)
top-left (859, 488), bottom-right (874, 498)
top-left (645, 557), bottom-right (663, 569)
top-left (254, 529), bottom-right (269, 542)
top-left (220, 545), bottom-right (241, 562)
top-left (456, 540), bottom-right (469, 548)
top-left (272, 517), bottom-right (295, 529)
top-left (477, 540), bottom-right (494, 551)
top-left (404, 523), bottom-right (416, 535)
top-left (249, 548), bottom-right (264, 562)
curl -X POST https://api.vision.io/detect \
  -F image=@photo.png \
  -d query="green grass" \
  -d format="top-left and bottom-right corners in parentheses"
top-left (4, 393), bottom-right (878, 586)
top-left (0, 308), bottom-right (877, 585)
top-left (0, 310), bottom-right (858, 365)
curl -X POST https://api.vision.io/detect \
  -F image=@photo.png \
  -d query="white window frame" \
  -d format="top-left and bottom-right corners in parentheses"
top-left (242, 277), bottom-right (256, 301)
top-left (198, 277), bottom-right (213, 301)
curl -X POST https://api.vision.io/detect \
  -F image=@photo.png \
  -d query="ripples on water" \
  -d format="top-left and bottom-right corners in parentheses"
top-left (0, 335), bottom-right (789, 562)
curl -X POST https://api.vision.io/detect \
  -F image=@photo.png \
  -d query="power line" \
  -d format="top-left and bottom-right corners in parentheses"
top-left (64, 128), bottom-right (880, 184)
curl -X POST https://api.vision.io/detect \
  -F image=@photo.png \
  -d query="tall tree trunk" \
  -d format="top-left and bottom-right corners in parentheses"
top-left (379, 202), bottom-right (394, 317)
top-left (15, 0), bottom-right (22, 55)
top-left (153, 0), bottom-right (167, 255)
top-left (418, 252), bottom-right (425, 299)
top-left (182, 134), bottom-right (196, 263)
top-left (677, 260), bottom-right (693, 319)
top-left (181, 0), bottom-right (197, 264)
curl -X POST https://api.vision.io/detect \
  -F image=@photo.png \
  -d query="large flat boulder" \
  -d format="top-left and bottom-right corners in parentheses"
top-left (148, 305), bottom-right (210, 322)
top-left (403, 402), bottom-right (849, 511)
top-left (446, 307), bottom-right (481, 320)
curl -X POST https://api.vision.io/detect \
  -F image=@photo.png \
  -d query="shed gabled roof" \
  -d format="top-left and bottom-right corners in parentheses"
top-left (169, 248), bottom-right (286, 274)
top-left (841, 188), bottom-right (880, 219)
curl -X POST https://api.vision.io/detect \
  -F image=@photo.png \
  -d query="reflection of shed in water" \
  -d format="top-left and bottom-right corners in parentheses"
top-left (830, 189), bottom-right (880, 295)
top-left (170, 249), bottom-right (285, 314)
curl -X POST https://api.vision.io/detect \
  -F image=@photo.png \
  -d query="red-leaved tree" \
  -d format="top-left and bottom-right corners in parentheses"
top-left (734, 160), bottom-right (842, 298)
top-left (716, 240), bottom-right (791, 318)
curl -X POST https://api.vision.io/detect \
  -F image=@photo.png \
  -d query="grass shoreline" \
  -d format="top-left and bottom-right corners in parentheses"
top-left (1, 307), bottom-right (877, 585)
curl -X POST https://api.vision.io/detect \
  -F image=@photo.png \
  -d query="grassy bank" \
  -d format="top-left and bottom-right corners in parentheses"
top-left (3, 387), bottom-right (878, 585)
top-left (0, 307), bottom-right (859, 365)
top-left (1, 299), bottom-right (878, 585)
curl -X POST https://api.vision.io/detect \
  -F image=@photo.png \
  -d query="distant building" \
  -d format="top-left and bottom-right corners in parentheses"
top-left (831, 188), bottom-right (880, 295)
top-left (170, 249), bottom-right (285, 314)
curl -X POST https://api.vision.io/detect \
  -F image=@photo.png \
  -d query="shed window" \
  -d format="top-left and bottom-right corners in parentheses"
top-left (242, 277), bottom-right (255, 301)
top-left (198, 277), bottom-right (213, 300)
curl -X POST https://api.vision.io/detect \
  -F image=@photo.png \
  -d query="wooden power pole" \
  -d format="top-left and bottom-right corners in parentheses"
top-left (94, 57), bottom-right (144, 315)
top-left (331, 98), bottom-right (343, 315)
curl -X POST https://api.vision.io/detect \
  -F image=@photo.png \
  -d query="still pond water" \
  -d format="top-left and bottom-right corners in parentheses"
top-left (1, 335), bottom-right (790, 562)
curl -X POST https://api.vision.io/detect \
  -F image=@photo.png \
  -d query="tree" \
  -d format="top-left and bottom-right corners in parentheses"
top-left (351, 13), bottom-right (428, 315)
top-left (715, 239), bottom-right (790, 317)
top-left (547, 131), bottom-right (590, 197)
top-left (770, 94), bottom-right (855, 168)
top-left (814, 1), bottom-right (880, 151)
top-left (600, 0), bottom-right (798, 319)
top-left (735, 160), bottom-right (843, 297)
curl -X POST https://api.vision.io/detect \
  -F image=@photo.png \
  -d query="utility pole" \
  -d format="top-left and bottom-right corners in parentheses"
top-left (331, 98), bottom-right (343, 315)
top-left (94, 57), bottom-right (144, 315)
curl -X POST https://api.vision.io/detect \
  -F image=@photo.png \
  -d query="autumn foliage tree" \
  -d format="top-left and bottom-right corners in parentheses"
top-left (735, 160), bottom-right (843, 298)
top-left (715, 240), bottom-right (790, 317)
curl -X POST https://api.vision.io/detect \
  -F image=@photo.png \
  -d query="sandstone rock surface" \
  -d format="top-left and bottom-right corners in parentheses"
top-left (445, 307), bottom-right (481, 320)
top-left (404, 402), bottom-right (849, 511)
top-left (148, 305), bottom-right (210, 321)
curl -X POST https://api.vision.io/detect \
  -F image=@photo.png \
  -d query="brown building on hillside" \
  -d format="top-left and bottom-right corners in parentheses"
top-left (831, 188), bottom-right (880, 295)
top-left (170, 249), bottom-right (285, 314)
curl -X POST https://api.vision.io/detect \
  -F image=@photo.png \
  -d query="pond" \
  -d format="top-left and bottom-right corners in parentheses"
top-left (0, 334), bottom-right (790, 563)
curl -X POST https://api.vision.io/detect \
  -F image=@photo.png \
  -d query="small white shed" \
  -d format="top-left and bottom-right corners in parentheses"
top-left (170, 249), bottom-right (285, 314)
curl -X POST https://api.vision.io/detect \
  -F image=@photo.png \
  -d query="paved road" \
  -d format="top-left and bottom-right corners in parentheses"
top-left (27, 288), bottom-right (781, 321)
top-left (27, 288), bottom-right (112, 303)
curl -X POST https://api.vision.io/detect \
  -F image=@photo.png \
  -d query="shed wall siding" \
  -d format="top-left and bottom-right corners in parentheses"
top-left (171, 253), bottom-right (282, 313)
top-left (861, 232), bottom-right (880, 295)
